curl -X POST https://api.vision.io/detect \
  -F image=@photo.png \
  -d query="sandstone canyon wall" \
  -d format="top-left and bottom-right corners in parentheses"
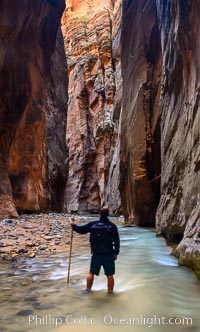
top-left (62, 0), bottom-right (122, 213)
top-left (105, 0), bottom-right (122, 215)
top-left (155, 0), bottom-right (200, 276)
top-left (120, 0), bottom-right (161, 226)
top-left (0, 0), bottom-right (68, 218)
top-left (121, 0), bottom-right (200, 275)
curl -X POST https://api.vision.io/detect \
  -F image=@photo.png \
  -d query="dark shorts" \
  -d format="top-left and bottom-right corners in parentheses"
top-left (90, 254), bottom-right (115, 276)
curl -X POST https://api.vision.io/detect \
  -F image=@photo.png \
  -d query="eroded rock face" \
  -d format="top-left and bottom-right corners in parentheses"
top-left (62, 0), bottom-right (122, 212)
top-left (46, 29), bottom-right (68, 212)
top-left (120, 0), bottom-right (161, 225)
top-left (155, 0), bottom-right (200, 273)
top-left (121, 0), bottom-right (200, 274)
top-left (0, 0), bottom-right (67, 218)
top-left (105, 0), bottom-right (122, 214)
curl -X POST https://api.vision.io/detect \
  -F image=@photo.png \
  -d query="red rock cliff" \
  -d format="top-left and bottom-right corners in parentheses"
top-left (105, 0), bottom-right (122, 215)
top-left (121, 0), bottom-right (200, 274)
top-left (0, 0), bottom-right (68, 218)
top-left (62, 0), bottom-right (122, 212)
top-left (155, 0), bottom-right (200, 275)
top-left (120, 0), bottom-right (161, 225)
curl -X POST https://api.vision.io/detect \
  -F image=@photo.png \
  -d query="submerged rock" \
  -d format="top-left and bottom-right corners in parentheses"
top-left (38, 246), bottom-right (47, 251)
top-left (1, 254), bottom-right (17, 262)
top-left (29, 253), bottom-right (36, 258)
top-left (18, 248), bottom-right (28, 254)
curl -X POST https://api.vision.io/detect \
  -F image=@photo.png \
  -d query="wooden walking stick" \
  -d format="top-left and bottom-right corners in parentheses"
top-left (67, 225), bottom-right (73, 287)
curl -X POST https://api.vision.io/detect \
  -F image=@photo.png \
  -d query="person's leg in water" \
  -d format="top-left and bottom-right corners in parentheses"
top-left (86, 272), bottom-right (94, 291)
top-left (86, 272), bottom-right (114, 293)
top-left (107, 275), bottom-right (114, 293)
top-left (87, 254), bottom-right (101, 291)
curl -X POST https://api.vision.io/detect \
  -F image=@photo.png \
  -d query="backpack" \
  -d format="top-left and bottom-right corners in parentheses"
top-left (90, 221), bottom-right (113, 254)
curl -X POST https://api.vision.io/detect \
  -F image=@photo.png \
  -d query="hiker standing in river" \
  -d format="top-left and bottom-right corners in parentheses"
top-left (70, 207), bottom-right (120, 293)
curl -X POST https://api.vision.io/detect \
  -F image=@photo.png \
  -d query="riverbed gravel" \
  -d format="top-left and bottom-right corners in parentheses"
top-left (0, 214), bottom-right (124, 261)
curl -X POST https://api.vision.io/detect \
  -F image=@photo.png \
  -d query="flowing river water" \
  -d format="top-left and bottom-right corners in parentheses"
top-left (0, 219), bottom-right (200, 332)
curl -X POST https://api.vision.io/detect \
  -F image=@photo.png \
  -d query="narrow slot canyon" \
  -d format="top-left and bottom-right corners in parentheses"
top-left (0, 1), bottom-right (200, 331)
